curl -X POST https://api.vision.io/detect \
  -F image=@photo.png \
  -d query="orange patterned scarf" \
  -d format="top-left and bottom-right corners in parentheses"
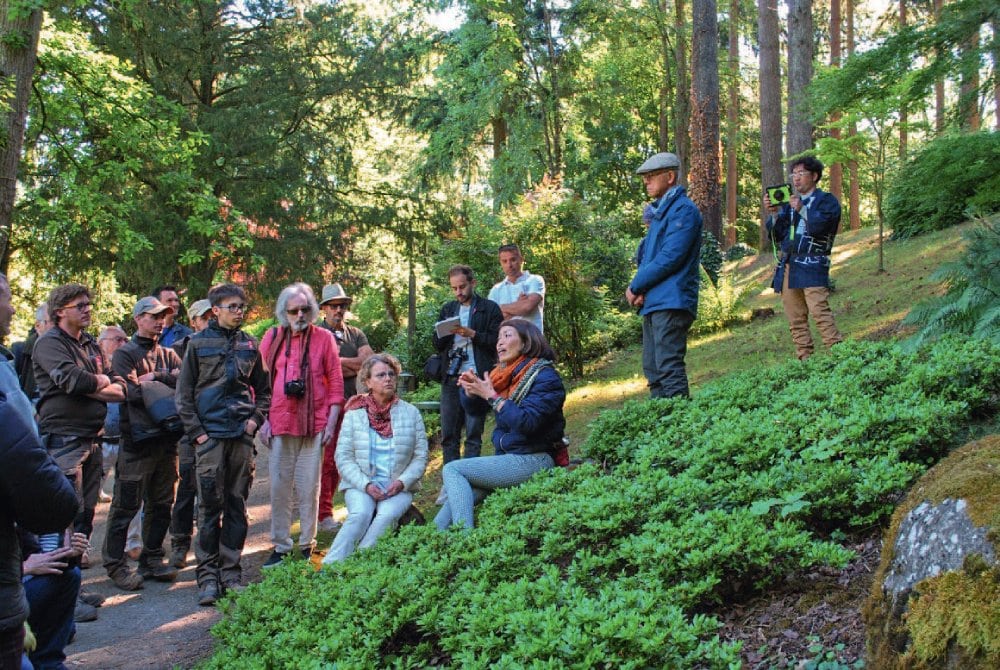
top-left (489, 356), bottom-right (539, 399)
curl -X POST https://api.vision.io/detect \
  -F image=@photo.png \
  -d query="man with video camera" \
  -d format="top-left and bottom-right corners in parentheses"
top-left (764, 156), bottom-right (844, 360)
top-left (432, 266), bottom-right (502, 502)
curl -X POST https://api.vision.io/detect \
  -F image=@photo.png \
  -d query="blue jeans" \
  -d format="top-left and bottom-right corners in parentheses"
top-left (23, 566), bottom-right (79, 670)
top-left (434, 453), bottom-right (554, 531)
top-left (439, 380), bottom-right (485, 464)
top-left (641, 309), bottom-right (694, 399)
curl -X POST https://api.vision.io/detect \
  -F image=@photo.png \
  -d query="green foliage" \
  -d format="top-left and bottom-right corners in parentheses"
top-left (904, 215), bottom-right (1000, 347)
top-left (700, 229), bottom-right (724, 286)
top-left (693, 266), bottom-right (754, 335)
top-left (886, 133), bottom-right (1000, 238)
top-left (201, 338), bottom-right (998, 668)
top-left (725, 243), bottom-right (756, 262)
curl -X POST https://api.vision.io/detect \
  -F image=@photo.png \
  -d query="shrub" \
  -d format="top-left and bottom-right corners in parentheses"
top-left (725, 242), bottom-right (756, 262)
top-left (886, 132), bottom-right (1000, 239)
top-left (904, 214), bottom-right (1000, 348)
top-left (700, 229), bottom-right (724, 285)
top-left (201, 338), bottom-right (999, 669)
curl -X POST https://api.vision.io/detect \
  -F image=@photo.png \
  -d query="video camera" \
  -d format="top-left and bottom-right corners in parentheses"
top-left (766, 183), bottom-right (792, 206)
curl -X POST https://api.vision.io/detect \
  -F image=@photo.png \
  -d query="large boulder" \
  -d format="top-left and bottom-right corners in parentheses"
top-left (864, 435), bottom-right (1000, 669)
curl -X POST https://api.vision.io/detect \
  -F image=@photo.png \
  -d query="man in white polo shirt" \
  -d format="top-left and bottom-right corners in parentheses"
top-left (487, 244), bottom-right (545, 332)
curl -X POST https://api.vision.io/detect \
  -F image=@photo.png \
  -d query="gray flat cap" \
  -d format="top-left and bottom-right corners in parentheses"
top-left (636, 152), bottom-right (681, 174)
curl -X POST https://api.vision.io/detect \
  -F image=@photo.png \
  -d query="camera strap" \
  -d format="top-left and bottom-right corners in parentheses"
top-left (282, 325), bottom-right (311, 383)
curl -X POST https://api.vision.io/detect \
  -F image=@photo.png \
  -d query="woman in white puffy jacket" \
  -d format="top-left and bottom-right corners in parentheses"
top-left (322, 353), bottom-right (427, 563)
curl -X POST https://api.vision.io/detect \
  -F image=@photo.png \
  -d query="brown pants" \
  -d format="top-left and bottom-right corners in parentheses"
top-left (781, 265), bottom-right (843, 360)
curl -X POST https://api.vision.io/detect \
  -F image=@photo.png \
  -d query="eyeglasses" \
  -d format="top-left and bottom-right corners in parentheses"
top-left (371, 371), bottom-right (398, 380)
top-left (220, 303), bottom-right (247, 313)
top-left (324, 303), bottom-right (348, 311)
top-left (100, 336), bottom-right (127, 343)
top-left (789, 171), bottom-right (811, 178)
top-left (63, 301), bottom-right (92, 311)
top-left (286, 307), bottom-right (311, 315)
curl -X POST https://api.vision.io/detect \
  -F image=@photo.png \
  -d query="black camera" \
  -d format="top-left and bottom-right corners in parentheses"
top-left (284, 378), bottom-right (306, 398)
top-left (766, 183), bottom-right (792, 205)
top-left (446, 349), bottom-right (467, 378)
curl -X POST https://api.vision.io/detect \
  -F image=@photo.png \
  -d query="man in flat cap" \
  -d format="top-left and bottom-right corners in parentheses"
top-left (627, 152), bottom-right (703, 399)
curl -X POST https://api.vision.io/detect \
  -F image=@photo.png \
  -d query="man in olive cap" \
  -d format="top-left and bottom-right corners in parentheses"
top-left (626, 152), bottom-right (703, 399)
top-left (105, 296), bottom-right (184, 590)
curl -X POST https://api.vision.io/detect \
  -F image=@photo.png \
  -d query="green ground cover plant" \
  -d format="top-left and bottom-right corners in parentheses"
top-left (200, 336), bottom-right (998, 669)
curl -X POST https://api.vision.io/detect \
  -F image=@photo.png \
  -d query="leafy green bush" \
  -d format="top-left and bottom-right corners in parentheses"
top-left (903, 214), bottom-right (1000, 348)
top-left (201, 338), bottom-right (998, 669)
top-left (886, 132), bottom-right (1000, 238)
top-left (693, 266), bottom-right (754, 335)
top-left (700, 229), bottom-right (724, 285)
top-left (725, 242), bottom-right (756, 262)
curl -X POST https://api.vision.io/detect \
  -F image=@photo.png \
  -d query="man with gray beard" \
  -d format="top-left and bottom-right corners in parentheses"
top-left (259, 283), bottom-right (344, 568)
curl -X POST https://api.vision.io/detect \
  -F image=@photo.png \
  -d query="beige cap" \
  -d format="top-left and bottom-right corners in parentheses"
top-left (320, 283), bottom-right (352, 305)
top-left (187, 299), bottom-right (212, 320)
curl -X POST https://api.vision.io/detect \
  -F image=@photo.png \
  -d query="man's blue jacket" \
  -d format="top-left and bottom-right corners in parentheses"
top-left (629, 186), bottom-right (703, 316)
top-left (766, 188), bottom-right (840, 291)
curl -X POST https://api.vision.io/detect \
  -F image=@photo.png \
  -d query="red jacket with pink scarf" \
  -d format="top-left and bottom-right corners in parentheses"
top-left (260, 325), bottom-right (344, 437)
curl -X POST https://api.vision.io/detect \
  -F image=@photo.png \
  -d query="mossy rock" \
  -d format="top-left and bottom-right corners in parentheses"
top-left (864, 435), bottom-right (1000, 669)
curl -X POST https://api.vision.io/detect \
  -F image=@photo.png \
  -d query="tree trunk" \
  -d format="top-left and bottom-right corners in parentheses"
top-left (829, 0), bottom-right (843, 202)
top-left (785, 0), bottom-right (814, 158)
top-left (725, 0), bottom-right (739, 248)
top-left (898, 0), bottom-right (907, 158)
top-left (492, 116), bottom-right (508, 160)
top-left (846, 0), bottom-right (860, 230)
top-left (994, 17), bottom-right (1000, 131)
top-left (689, 0), bottom-right (721, 243)
top-left (933, 0), bottom-right (945, 132)
top-left (758, 0), bottom-right (782, 250)
top-left (659, 0), bottom-right (672, 152)
top-left (673, 0), bottom-right (691, 181)
top-left (959, 30), bottom-right (980, 130)
top-left (0, 2), bottom-right (43, 271)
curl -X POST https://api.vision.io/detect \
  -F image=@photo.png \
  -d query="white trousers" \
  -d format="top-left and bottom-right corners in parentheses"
top-left (321, 488), bottom-right (412, 563)
top-left (269, 434), bottom-right (323, 553)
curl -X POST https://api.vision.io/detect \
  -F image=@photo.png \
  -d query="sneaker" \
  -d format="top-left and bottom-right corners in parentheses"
top-left (78, 590), bottom-right (105, 607)
top-left (198, 581), bottom-right (220, 606)
top-left (170, 546), bottom-right (189, 569)
top-left (300, 546), bottom-right (313, 560)
top-left (317, 517), bottom-right (341, 533)
top-left (74, 599), bottom-right (98, 623)
top-left (262, 550), bottom-right (287, 569)
top-left (435, 489), bottom-right (448, 505)
top-left (138, 562), bottom-right (179, 582)
top-left (109, 566), bottom-right (144, 591)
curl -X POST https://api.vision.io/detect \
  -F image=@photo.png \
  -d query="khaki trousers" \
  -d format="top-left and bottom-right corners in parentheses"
top-left (781, 264), bottom-right (843, 360)
top-left (269, 434), bottom-right (323, 554)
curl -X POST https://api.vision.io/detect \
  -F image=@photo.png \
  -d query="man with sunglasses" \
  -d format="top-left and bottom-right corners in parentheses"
top-left (33, 284), bottom-right (126, 547)
top-left (316, 283), bottom-right (372, 532)
top-left (176, 283), bottom-right (270, 606)
top-left (259, 283), bottom-right (343, 567)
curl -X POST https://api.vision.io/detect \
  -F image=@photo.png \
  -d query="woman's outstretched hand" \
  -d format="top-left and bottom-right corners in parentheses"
top-left (458, 370), bottom-right (496, 400)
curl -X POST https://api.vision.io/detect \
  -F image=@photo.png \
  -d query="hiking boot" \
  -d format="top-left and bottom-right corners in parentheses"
top-left (262, 550), bottom-right (287, 569)
top-left (74, 599), bottom-right (98, 623)
top-left (317, 517), bottom-right (341, 533)
top-left (79, 590), bottom-right (105, 607)
top-left (222, 580), bottom-right (245, 596)
top-left (138, 561), bottom-right (179, 582)
top-left (300, 546), bottom-right (313, 560)
top-left (109, 566), bottom-right (144, 591)
top-left (170, 546), bottom-right (189, 569)
top-left (198, 581), bottom-right (220, 606)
